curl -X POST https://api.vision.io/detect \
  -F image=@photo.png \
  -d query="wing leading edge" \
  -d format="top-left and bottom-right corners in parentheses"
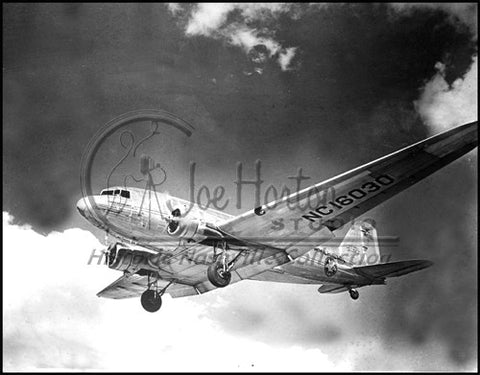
top-left (220, 121), bottom-right (477, 242)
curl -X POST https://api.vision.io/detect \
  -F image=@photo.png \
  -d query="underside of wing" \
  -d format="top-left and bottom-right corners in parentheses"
top-left (97, 273), bottom-right (199, 299)
top-left (151, 240), bottom-right (287, 291)
top-left (101, 240), bottom-right (294, 297)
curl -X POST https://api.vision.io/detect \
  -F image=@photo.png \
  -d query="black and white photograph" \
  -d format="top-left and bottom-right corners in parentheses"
top-left (3, 3), bottom-right (478, 372)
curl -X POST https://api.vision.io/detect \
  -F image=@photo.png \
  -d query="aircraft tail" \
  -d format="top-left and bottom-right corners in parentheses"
top-left (338, 219), bottom-right (380, 266)
top-left (317, 259), bottom-right (433, 294)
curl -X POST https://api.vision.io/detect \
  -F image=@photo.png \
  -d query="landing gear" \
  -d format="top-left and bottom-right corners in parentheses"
top-left (140, 274), bottom-right (172, 312)
top-left (207, 240), bottom-right (242, 288)
top-left (349, 288), bottom-right (359, 300)
top-left (141, 289), bottom-right (162, 312)
top-left (207, 260), bottom-right (232, 287)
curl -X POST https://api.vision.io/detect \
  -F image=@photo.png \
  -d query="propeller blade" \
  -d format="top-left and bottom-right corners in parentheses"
top-left (105, 243), bottom-right (116, 265)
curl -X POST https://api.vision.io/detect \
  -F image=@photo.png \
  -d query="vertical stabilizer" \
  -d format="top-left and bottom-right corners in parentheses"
top-left (338, 219), bottom-right (380, 266)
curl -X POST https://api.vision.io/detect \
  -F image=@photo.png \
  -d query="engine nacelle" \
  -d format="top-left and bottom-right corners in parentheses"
top-left (166, 217), bottom-right (223, 243)
top-left (107, 246), bottom-right (159, 274)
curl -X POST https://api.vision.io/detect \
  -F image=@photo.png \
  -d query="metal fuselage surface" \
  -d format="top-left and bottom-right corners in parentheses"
top-left (77, 187), bottom-right (231, 248)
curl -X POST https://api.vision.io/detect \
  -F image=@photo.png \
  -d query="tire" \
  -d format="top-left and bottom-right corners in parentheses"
top-left (349, 289), bottom-right (359, 300)
top-left (207, 261), bottom-right (232, 288)
top-left (141, 289), bottom-right (162, 312)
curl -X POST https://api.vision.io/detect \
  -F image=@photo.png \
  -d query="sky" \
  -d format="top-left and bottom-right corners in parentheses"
top-left (2, 3), bottom-right (478, 371)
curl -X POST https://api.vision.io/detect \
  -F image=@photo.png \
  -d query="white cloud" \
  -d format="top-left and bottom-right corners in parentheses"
top-left (169, 3), bottom-right (477, 73)
top-left (227, 26), bottom-right (282, 58)
top-left (166, 3), bottom-right (183, 16)
top-left (2, 211), bottom-right (340, 371)
top-left (237, 3), bottom-right (291, 20)
top-left (168, 3), bottom-right (298, 71)
top-left (415, 56), bottom-right (477, 133)
top-left (185, 3), bottom-right (236, 36)
top-left (3, 211), bottom-right (477, 371)
top-left (278, 47), bottom-right (297, 71)
top-left (389, 4), bottom-right (478, 134)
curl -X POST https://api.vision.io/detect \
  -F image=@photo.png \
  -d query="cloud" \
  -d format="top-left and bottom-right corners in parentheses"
top-left (4, 210), bottom-right (476, 371)
top-left (2, 211), bottom-right (341, 371)
top-left (415, 56), bottom-right (477, 133)
top-left (278, 47), bottom-right (297, 71)
top-left (166, 3), bottom-right (182, 16)
top-left (3, 212), bottom-right (106, 370)
top-left (167, 3), bottom-right (298, 71)
top-left (169, 3), bottom-right (478, 73)
top-left (184, 3), bottom-right (236, 36)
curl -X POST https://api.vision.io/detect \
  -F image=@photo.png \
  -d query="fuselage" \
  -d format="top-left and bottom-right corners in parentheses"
top-left (76, 186), bottom-right (233, 250)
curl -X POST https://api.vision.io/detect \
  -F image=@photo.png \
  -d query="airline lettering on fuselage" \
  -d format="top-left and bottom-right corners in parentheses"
top-left (302, 174), bottom-right (395, 222)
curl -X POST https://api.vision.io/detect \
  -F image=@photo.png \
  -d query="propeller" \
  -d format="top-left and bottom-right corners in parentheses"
top-left (104, 243), bottom-right (117, 266)
top-left (165, 208), bottom-right (181, 233)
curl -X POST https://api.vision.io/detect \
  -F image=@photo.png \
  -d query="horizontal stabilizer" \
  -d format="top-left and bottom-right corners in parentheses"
top-left (354, 259), bottom-right (433, 279)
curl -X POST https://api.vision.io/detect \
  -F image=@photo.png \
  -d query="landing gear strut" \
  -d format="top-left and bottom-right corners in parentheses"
top-left (140, 275), bottom-right (172, 312)
top-left (349, 288), bottom-right (359, 300)
top-left (207, 241), bottom-right (241, 288)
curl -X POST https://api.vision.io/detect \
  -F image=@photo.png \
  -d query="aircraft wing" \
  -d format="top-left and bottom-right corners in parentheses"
top-left (97, 273), bottom-right (199, 299)
top-left (220, 121), bottom-right (477, 252)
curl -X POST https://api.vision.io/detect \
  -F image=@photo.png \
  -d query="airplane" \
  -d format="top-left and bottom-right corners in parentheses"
top-left (77, 121), bottom-right (477, 312)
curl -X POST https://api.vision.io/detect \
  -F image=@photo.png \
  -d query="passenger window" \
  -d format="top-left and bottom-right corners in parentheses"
top-left (121, 190), bottom-right (130, 198)
top-left (114, 189), bottom-right (120, 195)
top-left (101, 190), bottom-right (113, 196)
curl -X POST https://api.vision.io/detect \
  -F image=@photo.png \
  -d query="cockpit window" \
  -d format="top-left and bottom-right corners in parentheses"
top-left (101, 189), bottom-right (130, 198)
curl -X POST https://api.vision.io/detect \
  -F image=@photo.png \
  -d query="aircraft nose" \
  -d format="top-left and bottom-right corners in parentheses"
top-left (76, 197), bottom-right (89, 217)
top-left (76, 195), bottom-right (109, 228)
top-left (77, 197), bottom-right (100, 218)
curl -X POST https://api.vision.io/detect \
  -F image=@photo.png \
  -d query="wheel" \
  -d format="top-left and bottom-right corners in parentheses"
top-left (349, 289), bottom-right (359, 300)
top-left (141, 289), bottom-right (162, 312)
top-left (207, 261), bottom-right (232, 288)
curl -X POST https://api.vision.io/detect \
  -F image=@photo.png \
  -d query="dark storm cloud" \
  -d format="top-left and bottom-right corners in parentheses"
top-left (3, 3), bottom-right (477, 370)
top-left (3, 3), bottom-right (476, 230)
top-left (380, 159), bottom-right (477, 365)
